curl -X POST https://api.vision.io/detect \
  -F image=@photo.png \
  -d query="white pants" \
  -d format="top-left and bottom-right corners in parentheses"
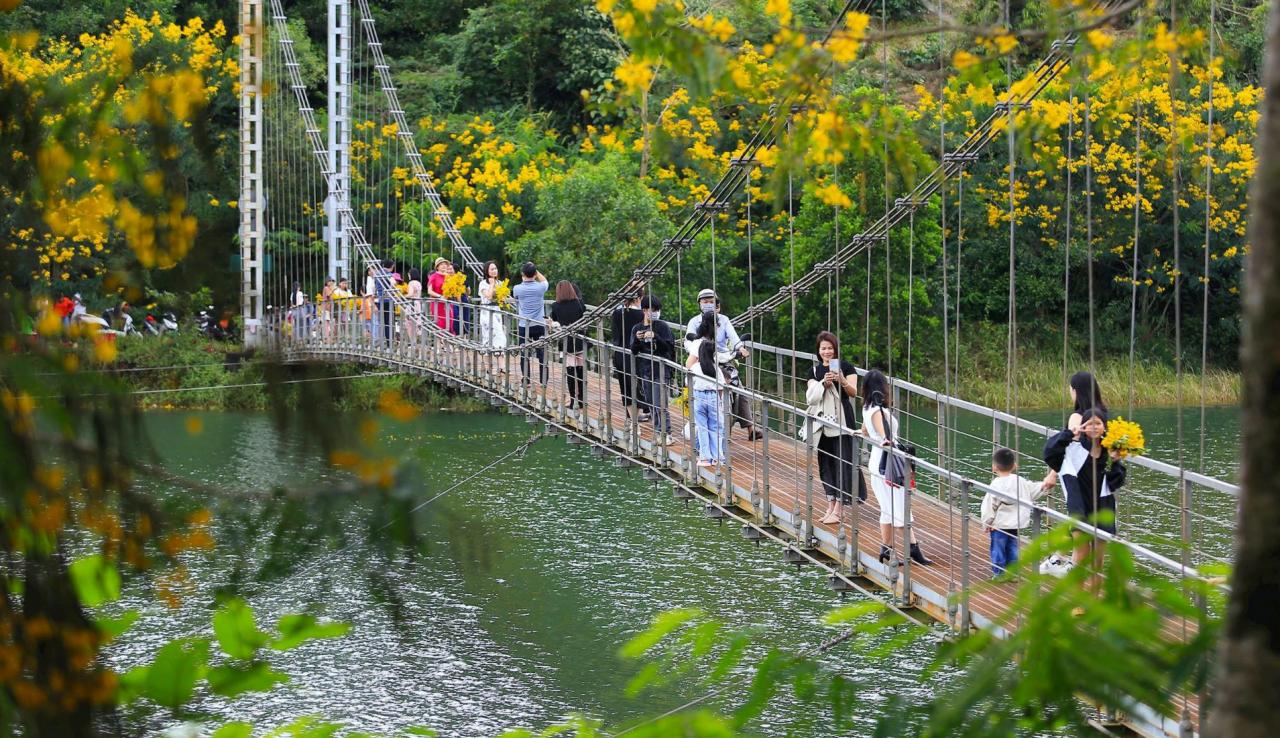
top-left (869, 472), bottom-right (912, 527)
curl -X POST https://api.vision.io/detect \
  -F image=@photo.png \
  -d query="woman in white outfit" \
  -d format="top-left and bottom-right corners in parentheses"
top-left (861, 369), bottom-right (932, 566)
top-left (477, 260), bottom-right (510, 350)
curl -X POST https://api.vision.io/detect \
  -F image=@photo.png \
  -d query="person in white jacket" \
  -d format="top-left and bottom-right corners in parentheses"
top-left (981, 447), bottom-right (1057, 580)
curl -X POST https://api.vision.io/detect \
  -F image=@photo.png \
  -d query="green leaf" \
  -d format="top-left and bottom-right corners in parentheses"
top-left (270, 614), bottom-right (351, 651)
top-left (208, 662), bottom-right (289, 697)
top-left (618, 608), bottom-right (700, 659)
top-left (212, 723), bottom-right (254, 738)
top-left (145, 638), bottom-right (209, 708)
top-left (214, 599), bottom-right (269, 659)
top-left (118, 664), bottom-right (150, 704)
top-left (69, 554), bottom-right (120, 607)
top-left (404, 728), bottom-right (438, 737)
top-left (95, 610), bottom-right (139, 640)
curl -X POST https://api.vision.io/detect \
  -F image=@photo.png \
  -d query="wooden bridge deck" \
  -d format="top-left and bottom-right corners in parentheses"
top-left (282, 334), bottom-right (1201, 738)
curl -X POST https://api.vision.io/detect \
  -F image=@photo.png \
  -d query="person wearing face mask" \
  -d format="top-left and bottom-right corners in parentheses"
top-left (611, 293), bottom-right (645, 420)
top-left (631, 295), bottom-right (676, 444)
top-left (684, 289), bottom-right (762, 442)
top-left (1043, 406), bottom-right (1127, 597)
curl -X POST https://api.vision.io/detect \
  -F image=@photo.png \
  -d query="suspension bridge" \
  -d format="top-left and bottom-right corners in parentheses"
top-left (234, 1), bottom-right (1238, 736)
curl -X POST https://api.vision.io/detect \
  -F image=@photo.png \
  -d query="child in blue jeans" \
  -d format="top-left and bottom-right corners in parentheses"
top-left (981, 447), bottom-right (1056, 580)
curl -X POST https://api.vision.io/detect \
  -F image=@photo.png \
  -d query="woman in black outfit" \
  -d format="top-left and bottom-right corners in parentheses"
top-left (630, 295), bottom-right (676, 442)
top-left (550, 280), bottom-right (587, 410)
top-left (806, 331), bottom-right (864, 524)
top-left (610, 294), bottom-right (645, 420)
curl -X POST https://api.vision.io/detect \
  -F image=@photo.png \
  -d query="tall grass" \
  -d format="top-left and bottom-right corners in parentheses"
top-left (938, 354), bottom-right (1240, 410)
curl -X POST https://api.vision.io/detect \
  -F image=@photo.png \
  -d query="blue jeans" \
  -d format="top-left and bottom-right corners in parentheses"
top-left (990, 528), bottom-right (1019, 576)
top-left (693, 389), bottom-right (723, 463)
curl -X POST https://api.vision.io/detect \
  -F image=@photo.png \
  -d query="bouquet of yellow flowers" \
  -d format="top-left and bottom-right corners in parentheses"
top-left (672, 386), bottom-right (690, 418)
top-left (442, 272), bottom-right (467, 299)
top-left (492, 278), bottom-right (512, 310)
top-left (1101, 417), bottom-right (1146, 458)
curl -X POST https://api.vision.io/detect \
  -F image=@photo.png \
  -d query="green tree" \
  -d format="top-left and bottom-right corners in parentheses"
top-left (511, 153), bottom-right (667, 302)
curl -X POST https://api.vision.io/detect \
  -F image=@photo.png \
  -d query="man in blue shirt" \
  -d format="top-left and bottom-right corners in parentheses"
top-left (512, 261), bottom-right (549, 385)
top-left (684, 288), bottom-right (761, 441)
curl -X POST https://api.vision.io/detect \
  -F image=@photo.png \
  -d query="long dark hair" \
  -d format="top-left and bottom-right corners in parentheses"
top-left (696, 313), bottom-right (717, 379)
top-left (1070, 371), bottom-right (1106, 415)
top-left (555, 280), bottom-right (579, 302)
top-left (483, 260), bottom-right (500, 281)
top-left (861, 369), bottom-right (891, 407)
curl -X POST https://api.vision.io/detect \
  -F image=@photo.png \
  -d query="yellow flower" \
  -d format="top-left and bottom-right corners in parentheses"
top-left (442, 272), bottom-right (468, 300)
top-left (813, 182), bottom-right (852, 208)
top-left (953, 50), bottom-right (979, 70)
top-left (1086, 29), bottom-right (1113, 51)
top-left (1101, 417), bottom-right (1146, 458)
top-left (765, 0), bottom-right (792, 27)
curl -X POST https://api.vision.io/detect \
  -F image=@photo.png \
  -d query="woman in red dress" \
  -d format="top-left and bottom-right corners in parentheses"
top-left (426, 256), bottom-right (452, 332)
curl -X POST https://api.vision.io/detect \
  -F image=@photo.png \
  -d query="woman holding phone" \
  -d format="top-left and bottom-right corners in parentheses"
top-left (806, 332), bottom-right (861, 524)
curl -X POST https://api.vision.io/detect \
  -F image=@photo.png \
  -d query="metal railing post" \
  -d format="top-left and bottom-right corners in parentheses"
top-left (721, 378), bottom-right (733, 505)
top-left (901, 442), bottom-right (915, 607)
top-left (760, 401), bottom-right (772, 525)
top-left (960, 479), bottom-right (973, 632)
top-left (603, 339), bottom-right (614, 445)
top-left (684, 366), bottom-right (697, 484)
top-left (850, 434), bottom-right (862, 574)
top-left (804, 424), bottom-right (815, 546)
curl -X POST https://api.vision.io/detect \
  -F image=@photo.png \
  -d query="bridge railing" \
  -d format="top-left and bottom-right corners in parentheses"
top-left (265, 299), bottom-right (1229, 601)
top-left (736, 339), bottom-right (1238, 574)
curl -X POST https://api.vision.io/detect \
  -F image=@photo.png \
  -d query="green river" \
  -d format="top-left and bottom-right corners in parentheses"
top-left (103, 404), bottom-right (1240, 737)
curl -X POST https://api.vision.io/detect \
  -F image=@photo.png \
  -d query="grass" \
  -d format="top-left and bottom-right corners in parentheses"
top-left (112, 332), bottom-right (488, 412)
top-left (934, 354), bottom-right (1240, 410)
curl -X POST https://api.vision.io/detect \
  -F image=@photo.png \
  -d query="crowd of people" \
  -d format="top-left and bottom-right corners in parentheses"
top-left (292, 260), bottom-right (1128, 584)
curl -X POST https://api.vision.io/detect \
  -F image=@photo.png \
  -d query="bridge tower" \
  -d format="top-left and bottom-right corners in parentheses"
top-left (325, 0), bottom-right (351, 283)
top-left (238, 0), bottom-right (266, 346)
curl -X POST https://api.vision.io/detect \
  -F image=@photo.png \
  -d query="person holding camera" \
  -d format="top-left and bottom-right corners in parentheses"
top-left (805, 331), bottom-right (864, 525)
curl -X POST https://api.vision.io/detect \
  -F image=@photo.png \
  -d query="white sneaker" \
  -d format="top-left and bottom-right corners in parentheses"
top-left (1039, 554), bottom-right (1073, 578)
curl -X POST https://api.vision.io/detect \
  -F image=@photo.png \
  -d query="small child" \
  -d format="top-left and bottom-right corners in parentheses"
top-left (981, 447), bottom-right (1057, 580)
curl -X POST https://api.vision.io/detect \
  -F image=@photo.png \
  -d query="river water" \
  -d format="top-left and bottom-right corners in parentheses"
top-left (103, 405), bottom-right (1240, 737)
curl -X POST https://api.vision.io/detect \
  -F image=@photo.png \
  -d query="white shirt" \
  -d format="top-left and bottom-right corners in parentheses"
top-left (684, 312), bottom-right (741, 355)
top-left (980, 474), bottom-right (1051, 530)
top-left (863, 403), bottom-right (897, 477)
top-left (687, 338), bottom-right (725, 391)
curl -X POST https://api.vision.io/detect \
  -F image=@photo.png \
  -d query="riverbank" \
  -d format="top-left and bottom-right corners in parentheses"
top-left (935, 354), bottom-right (1240, 410)
top-left (113, 333), bottom-right (488, 412)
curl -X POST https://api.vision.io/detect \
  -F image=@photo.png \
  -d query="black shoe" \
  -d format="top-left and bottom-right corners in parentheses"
top-left (909, 543), bottom-right (933, 566)
top-left (879, 545), bottom-right (893, 564)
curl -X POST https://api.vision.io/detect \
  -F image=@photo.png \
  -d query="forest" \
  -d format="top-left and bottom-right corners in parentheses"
top-left (0, 0), bottom-right (1261, 399)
